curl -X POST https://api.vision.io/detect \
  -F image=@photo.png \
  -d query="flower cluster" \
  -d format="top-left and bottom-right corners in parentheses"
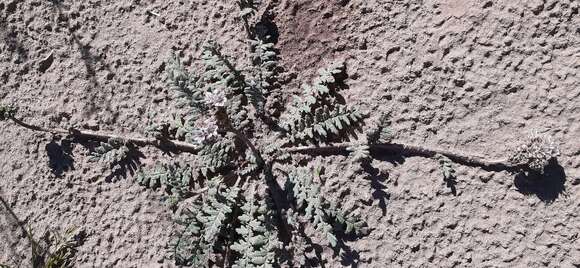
top-left (204, 89), bottom-right (227, 108)
top-left (508, 132), bottom-right (560, 173)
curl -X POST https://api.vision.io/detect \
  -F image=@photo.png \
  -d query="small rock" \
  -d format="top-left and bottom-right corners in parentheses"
top-left (83, 119), bottom-right (100, 130)
top-left (152, 93), bottom-right (165, 103)
top-left (528, 0), bottom-right (544, 15)
top-left (38, 51), bottom-right (54, 73)
top-left (479, 173), bottom-right (492, 183)
top-left (398, 95), bottom-right (410, 103)
top-left (453, 79), bottom-right (466, 87)
top-left (503, 37), bottom-right (513, 46)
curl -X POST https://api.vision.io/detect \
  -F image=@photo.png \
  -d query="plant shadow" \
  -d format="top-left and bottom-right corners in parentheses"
top-left (255, 12), bottom-right (280, 44)
top-left (45, 139), bottom-right (75, 177)
top-left (77, 139), bottom-right (144, 182)
top-left (370, 148), bottom-right (406, 167)
top-left (49, 1), bottom-right (113, 81)
top-left (360, 161), bottom-right (390, 216)
top-left (514, 159), bottom-right (566, 203)
top-left (105, 145), bottom-right (144, 182)
top-left (334, 232), bottom-right (363, 268)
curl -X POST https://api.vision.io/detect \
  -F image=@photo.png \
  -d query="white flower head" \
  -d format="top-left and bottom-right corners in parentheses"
top-left (204, 89), bottom-right (227, 108)
top-left (508, 131), bottom-right (560, 173)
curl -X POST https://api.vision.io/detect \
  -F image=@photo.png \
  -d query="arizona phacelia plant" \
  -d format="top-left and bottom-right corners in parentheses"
top-left (0, 1), bottom-right (561, 267)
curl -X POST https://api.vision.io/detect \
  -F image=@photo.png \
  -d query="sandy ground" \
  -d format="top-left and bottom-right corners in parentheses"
top-left (1, 0), bottom-right (579, 267)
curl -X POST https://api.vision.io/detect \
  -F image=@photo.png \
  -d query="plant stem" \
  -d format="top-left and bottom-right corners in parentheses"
top-left (8, 116), bottom-right (200, 153)
top-left (7, 116), bottom-right (516, 170)
top-left (229, 128), bottom-right (265, 168)
top-left (285, 142), bottom-right (516, 170)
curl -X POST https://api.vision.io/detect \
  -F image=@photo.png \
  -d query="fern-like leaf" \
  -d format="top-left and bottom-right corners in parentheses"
top-left (201, 42), bottom-right (244, 95)
top-left (89, 138), bottom-right (130, 172)
top-left (240, 150), bottom-right (260, 177)
top-left (171, 114), bottom-right (197, 142)
top-left (172, 177), bottom-right (241, 267)
top-left (285, 167), bottom-right (337, 247)
top-left (167, 53), bottom-right (206, 113)
top-left (44, 227), bottom-right (81, 268)
top-left (136, 162), bottom-right (194, 208)
top-left (246, 38), bottom-right (280, 116)
top-left (367, 112), bottom-right (393, 144)
top-left (231, 186), bottom-right (279, 267)
top-left (237, 0), bottom-right (260, 19)
top-left (244, 79), bottom-right (266, 115)
top-left (202, 42), bottom-right (254, 131)
top-left (197, 135), bottom-right (236, 177)
top-left (285, 167), bottom-right (367, 248)
top-left (281, 61), bottom-right (365, 145)
top-left (286, 105), bottom-right (365, 145)
top-left (437, 154), bottom-right (456, 182)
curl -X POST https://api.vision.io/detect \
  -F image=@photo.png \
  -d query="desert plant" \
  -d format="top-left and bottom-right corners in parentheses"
top-left (0, 1), bottom-right (562, 267)
top-left (0, 193), bottom-right (81, 268)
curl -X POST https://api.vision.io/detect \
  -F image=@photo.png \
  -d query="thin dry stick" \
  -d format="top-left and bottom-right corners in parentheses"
top-left (7, 116), bottom-right (515, 169)
top-left (285, 143), bottom-right (516, 170)
top-left (9, 116), bottom-right (200, 153)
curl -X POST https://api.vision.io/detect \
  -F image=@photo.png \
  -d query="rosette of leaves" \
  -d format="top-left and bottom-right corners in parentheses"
top-left (151, 3), bottom-right (369, 264)
top-left (161, 51), bottom-right (368, 265)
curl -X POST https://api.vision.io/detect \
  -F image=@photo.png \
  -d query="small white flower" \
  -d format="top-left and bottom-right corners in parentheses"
top-left (204, 89), bottom-right (227, 108)
top-left (191, 118), bottom-right (219, 144)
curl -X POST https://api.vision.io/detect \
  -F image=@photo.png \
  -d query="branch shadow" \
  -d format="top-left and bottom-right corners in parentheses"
top-left (0, 193), bottom-right (28, 267)
top-left (370, 149), bottom-right (406, 167)
top-left (49, 1), bottom-right (112, 81)
top-left (0, 10), bottom-right (29, 63)
top-left (514, 159), bottom-right (566, 203)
